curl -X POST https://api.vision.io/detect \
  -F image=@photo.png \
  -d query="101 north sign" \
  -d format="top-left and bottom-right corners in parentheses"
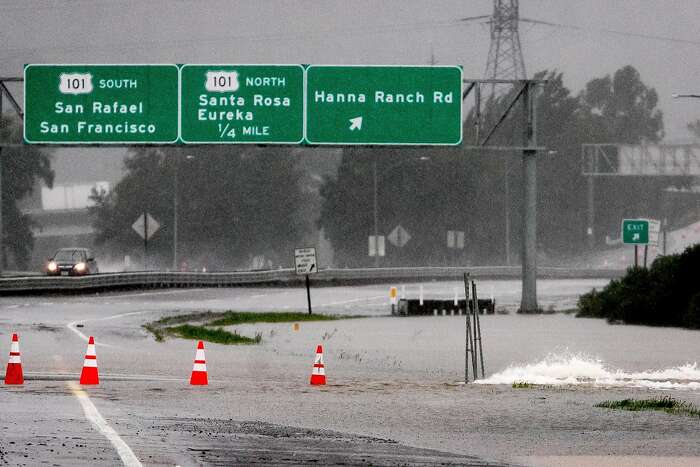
top-left (180, 65), bottom-right (304, 144)
top-left (24, 64), bottom-right (463, 145)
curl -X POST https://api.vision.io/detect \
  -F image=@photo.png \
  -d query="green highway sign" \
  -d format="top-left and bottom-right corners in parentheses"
top-left (305, 65), bottom-right (462, 145)
top-left (24, 64), bottom-right (179, 143)
top-left (24, 64), bottom-right (464, 145)
top-left (622, 219), bottom-right (649, 245)
top-left (180, 65), bottom-right (304, 144)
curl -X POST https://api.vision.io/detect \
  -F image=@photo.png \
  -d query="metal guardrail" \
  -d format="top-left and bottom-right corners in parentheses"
top-left (0, 267), bottom-right (624, 294)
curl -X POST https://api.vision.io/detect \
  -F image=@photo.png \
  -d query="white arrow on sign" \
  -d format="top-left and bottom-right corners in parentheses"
top-left (349, 116), bottom-right (363, 131)
top-left (387, 225), bottom-right (411, 247)
top-left (132, 213), bottom-right (160, 240)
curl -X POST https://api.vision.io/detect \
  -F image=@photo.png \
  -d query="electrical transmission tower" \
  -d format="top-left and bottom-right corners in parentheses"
top-left (484, 0), bottom-right (527, 94)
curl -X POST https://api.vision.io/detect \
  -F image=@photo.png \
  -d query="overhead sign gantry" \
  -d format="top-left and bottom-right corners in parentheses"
top-left (24, 64), bottom-right (462, 146)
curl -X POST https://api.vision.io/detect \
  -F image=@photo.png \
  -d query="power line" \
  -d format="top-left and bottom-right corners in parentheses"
top-left (520, 17), bottom-right (700, 46)
top-left (1, 18), bottom-right (474, 58)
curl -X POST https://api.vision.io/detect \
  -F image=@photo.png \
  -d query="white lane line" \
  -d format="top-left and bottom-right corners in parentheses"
top-left (6, 304), bottom-right (20, 309)
top-left (67, 310), bottom-right (162, 347)
top-left (67, 381), bottom-right (142, 467)
top-left (317, 295), bottom-right (386, 307)
top-left (99, 288), bottom-right (207, 299)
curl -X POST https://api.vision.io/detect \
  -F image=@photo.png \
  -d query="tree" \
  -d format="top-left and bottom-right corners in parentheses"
top-left (90, 145), bottom-right (305, 270)
top-left (319, 66), bottom-right (670, 266)
top-left (0, 117), bottom-right (54, 269)
top-left (579, 65), bottom-right (664, 143)
top-left (578, 66), bottom-right (680, 241)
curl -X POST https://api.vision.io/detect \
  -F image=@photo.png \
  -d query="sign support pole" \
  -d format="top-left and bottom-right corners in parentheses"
top-left (305, 274), bottom-right (312, 315)
top-left (0, 91), bottom-right (3, 273)
top-left (520, 82), bottom-right (538, 313)
top-left (643, 245), bottom-right (648, 269)
top-left (634, 245), bottom-right (638, 268)
top-left (463, 273), bottom-right (471, 383)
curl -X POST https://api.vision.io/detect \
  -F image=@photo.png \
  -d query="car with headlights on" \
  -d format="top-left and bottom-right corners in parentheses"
top-left (46, 248), bottom-right (99, 276)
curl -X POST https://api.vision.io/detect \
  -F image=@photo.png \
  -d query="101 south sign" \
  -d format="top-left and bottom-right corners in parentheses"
top-left (24, 64), bottom-right (179, 143)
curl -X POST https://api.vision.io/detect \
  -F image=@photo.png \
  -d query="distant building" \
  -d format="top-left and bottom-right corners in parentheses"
top-left (20, 148), bottom-right (126, 270)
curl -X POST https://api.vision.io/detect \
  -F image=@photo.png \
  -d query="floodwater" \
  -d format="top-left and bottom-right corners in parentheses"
top-left (3, 279), bottom-right (699, 465)
top-left (224, 279), bottom-right (700, 391)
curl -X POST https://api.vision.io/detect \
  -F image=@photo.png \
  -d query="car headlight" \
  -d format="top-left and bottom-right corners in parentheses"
top-left (74, 262), bottom-right (86, 272)
top-left (47, 261), bottom-right (57, 272)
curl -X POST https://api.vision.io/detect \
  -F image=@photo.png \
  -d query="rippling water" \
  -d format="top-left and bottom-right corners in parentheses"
top-left (477, 354), bottom-right (700, 390)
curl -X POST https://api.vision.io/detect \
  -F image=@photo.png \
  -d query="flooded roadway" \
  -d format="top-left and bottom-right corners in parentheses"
top-left (1, 279), bottom-right (699, 466)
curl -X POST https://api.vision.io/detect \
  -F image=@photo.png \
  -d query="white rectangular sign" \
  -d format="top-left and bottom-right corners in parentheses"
top-left (368, 235), bottom-right (385, 257)
top-left (648, 218), bottom-right (661, 247)
top-left (294, 247), bottom-right (318, 275)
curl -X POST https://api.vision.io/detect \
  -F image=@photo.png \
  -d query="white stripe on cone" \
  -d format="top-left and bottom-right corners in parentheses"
top-left (312, 354), bottom-right (325, 375)
top-left (8, 338), bottom-right (21, 364)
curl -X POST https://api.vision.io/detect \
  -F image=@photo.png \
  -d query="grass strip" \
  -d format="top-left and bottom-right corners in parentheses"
top-left (595, 397), bottom-right (700, 418)
top-left (168, 324), bottom-right (262, 345)
top-left (208, 311), bottom-right (343, 326)
top-left (144, 311), bottom-right (349, 345)
top-left (512, 381), bottom-right (532, 389)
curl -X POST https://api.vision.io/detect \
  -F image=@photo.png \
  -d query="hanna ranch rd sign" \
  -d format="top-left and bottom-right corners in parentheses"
top-left (24, 64), bottom-right (179, 143)
top-left (305, 65), bottom-right (462, 145)
top-left (180, 65), bottom-right (304, 143)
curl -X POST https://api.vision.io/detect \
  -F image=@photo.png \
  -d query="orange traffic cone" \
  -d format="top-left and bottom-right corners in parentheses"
top-left (310, 344), bottom-right (326, 385)
top-left (79, 336), bottom-right (99, 385)
top-left (190, 341), bottom-right (208, 385)
top-left (5, 333), bottom-right (24, 385)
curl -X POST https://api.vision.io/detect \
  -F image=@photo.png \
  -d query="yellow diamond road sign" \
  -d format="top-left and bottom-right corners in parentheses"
top-left (132, 213), bottom-right (160, 240)
top-left (388, 225), bottom-right (411, 247)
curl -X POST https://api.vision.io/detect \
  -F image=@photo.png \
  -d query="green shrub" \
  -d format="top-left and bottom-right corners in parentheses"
top-left (684, 292), bottom-right (700, 329)
top-left (577, 243), bottom-right (700, 329)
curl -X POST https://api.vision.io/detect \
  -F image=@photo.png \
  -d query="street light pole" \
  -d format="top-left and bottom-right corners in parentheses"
top-left (373, 156), bottom-right (379, 267)
top-left (173, 153), bottom-right (194, 271)
top-left (371, 155), bottom-right (430, 267)
top-left (172, 154), bottom-right (179, 271)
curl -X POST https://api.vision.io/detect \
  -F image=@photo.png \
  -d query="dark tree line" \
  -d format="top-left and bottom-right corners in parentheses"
top-left (319, 65), bottom-right (687, 267)
top-left (0, 117), bottom-right (54, 269)
top-left (89, 146), bottom-right (305, 270)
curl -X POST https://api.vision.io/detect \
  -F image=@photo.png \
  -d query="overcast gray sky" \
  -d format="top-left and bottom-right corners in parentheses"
top-left (3, 0), bottom-right (700, 140)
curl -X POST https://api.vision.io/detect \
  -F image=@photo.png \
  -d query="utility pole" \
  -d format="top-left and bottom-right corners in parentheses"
top-left (483, 0), bottom-right (526, 266)
top-left (484, 0), bottom-right (526, 95)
